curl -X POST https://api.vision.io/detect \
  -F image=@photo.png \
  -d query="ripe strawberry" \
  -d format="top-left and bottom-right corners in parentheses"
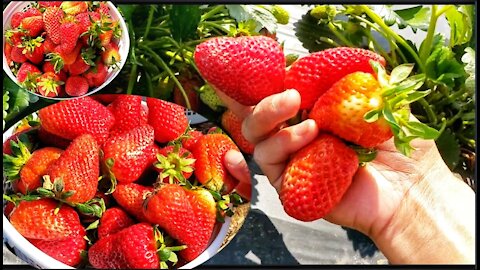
top-left (180, 129), bottom-right (204, 151)
top-left (191, 133), bottom-right (240, 193)
top-left (5, 43), bottom-right (13, 66)
top-left (107, 95), bottom-right (147, 135)
top-left (20, 16), bottom-right (44, 37)
top-left (38, 126), bottom-right (71, 149)
top-left (280, 133), bottom-right (359, 221)
top-left (284, 47), bottom-right (386, 109)
top-left (45, 134), bottom-right (99, 203)
top-left (58, 22), bottom-right (81, 54)
top-left (91, 94), bottom-right (120, 105)
top-left (5, 29), bottom-right (24, 46)
top-left (154, 145), bottom-right (195, 184)
top-left (221, 110), bottom-right (254, 154)
top-left (194, 36), bottom-right (285, 106)
top-left (97, 2), bottom-right (110, 15)
top-left (83, 62), bottom-right (108, 87)
top-left (65, 76), bottom-right (89, 97)
top-left (9, 198), bottom-right (84, 241)
top-left (101, 42), bottom-right (120, 67)
top-left (146, 98), bottom-right (188, 143)
top-left (38, 97), bottom-right (115, 144)
top-left (38, 1), bottom-right (62, 8)
top-left (43, 37), bottom-right (56, 53)
top-left (173, 73), bottom-right (201, 112)
top-left (10, 46), bottom-right (28, 63)
top-left (99, 24), bottom-right (114, 47)
top-left (4, 202), bottom-right (15, 218)
top-left (69, 53), bottom-right (91, 75)
top-left (198, 84), bottom-right (225, 112)
top-left (36, 72), bottom-right (63, 97)
top-left (17, 62), bottom-right (41, 84)
top-left (42, 61), bottom-right (67, 82)
top-left (28, 229), bottom-right (86, 267)
top-left (75, 11), bottom-right (100, 34)
top-left (11, 12), bottom-right (26, 28)
top-left (112, 183), bottom-right (153, 222)
top-left (24, 7), bottom-right (43, 17)
top-left (48, 43), bottom-right (82, 72)
top-left (43, 6), bottom-right (64, 45)
top-left (16, 147), bottom-right (63, 195)
top-left (20, 37), bottom-right (45, 64)
top-left (61, 1), bottom-right (88, 15)
top-left (97, 207), bottom-right (135, 239)
top-left (2, 128), bottom-right (35, 156)
top-left (180, 188), bottom-right (216, 261)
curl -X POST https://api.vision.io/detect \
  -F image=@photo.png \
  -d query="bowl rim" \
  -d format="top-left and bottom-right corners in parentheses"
top-left (2, 1), bottom-right (130, 101)
top-left (2, 114), bottom-right (232, 269)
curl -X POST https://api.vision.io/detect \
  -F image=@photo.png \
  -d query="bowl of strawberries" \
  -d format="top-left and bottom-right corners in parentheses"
top-left (3, 95), bottom-right (250, 268)
top-left (3, 1), bottom-right (129, 99)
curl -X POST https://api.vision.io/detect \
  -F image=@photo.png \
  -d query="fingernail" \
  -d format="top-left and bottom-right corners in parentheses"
top-left (294, 119), bottom-right (315, 136)
top-left (226, 150), bottom-right (244, 166)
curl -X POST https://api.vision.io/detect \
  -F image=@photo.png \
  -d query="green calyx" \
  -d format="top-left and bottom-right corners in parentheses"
top-left (19, 36), bottom-right (44, 54)
top-left (36, 75), bottom-right (64, 96)
top-left (364, 61), bottom-right (441, 156)
top-left (3, 134), bottom-right (34, 182)
top-left (154, 144), bottom-right (195, 185)
top-left (153, 226), bottom-right (187, 269)
top-left (45, 53), bottom-right (65, 73)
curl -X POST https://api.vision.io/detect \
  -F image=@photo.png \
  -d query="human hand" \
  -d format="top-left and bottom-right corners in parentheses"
top-left (224, 149), bottom-right (251, 201)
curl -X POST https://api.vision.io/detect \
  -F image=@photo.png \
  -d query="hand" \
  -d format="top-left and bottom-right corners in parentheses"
top-left (217, 89), bottom-right (475, 263)
top-left (224, 149), bottom-right (251, 201)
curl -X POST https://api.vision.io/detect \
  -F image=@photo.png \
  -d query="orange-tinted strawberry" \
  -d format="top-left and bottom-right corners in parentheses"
top-left (102, 125), bottom-right (155, 184)
top-left (191, 133), bottom-right (240, 193)
top-left (46, 134), bottom-right (99, 203)
top-left (19, 16), bottom-right (44, 37)
top-left (43, 6), bottom-right (64, 45)
top-left (36, 72), bottom-right (63, 98)
top-left (112, 183), bottom-right (153, 222)
top-left (285, 47), bottom-right (386, 109)
top-left (48, 43), bottom-right (83, 73)
top-left (221, 110), bottom-right (254, 154)
top-left (28, 229), bottom-right (86, 267)
top-left (194, 36), bottom-right (285, 106)
top-left (65, 76), bottom-right (89, 97)
top-left (280, 133), bottom-right (359, 221)
top-left (97, 207), bottom-right (135, 239)
top-left (38, 97), bottom-right (115, 144)
top-left (101, 42), bottom-right (120, 67)
top-left (16, 147), bottom-right (63, 194)
top-left (180, 188), bottom-right (216, 261)
top-left (180, 130), bottom-right (204, 151)
top-left (9, 198), bottom-right (84, 241)
top-left (154, 145), bottom-right (195, 184)
top-left (146, 98), bottom-right (188, 143)
top-left (60, 1), bottom-right (88, 15)
top-left (108, 95), bottom-right (148, 136)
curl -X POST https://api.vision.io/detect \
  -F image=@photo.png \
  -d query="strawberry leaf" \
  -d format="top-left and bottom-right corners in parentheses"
top-left (435, 128), bottom-right (461, 170)
top-left (404, 121), bottom-right (440, 140)
top-left (382, 106), bottom-right (401, 136)
top-left (363, 109), bottom-right (380, 123)
top-left (226, 5), bottom-right (278, 33)
top-left (169, 5), bottom-right (201, 42)
top-left (389, 63), bottom-right (414, 85)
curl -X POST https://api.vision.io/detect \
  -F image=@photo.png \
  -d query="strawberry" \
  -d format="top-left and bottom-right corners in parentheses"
top-left (146, 98), bottom-right (188, 143)
top-left (99, 24), bottom-right (114, 47)
top-left (16, 147), bottom-right (63, 195)
top-left (60, 1), bottom-right (88, 15)
top-left (65, 76), bottom-right (89, 97)
top-left (43, 37), bottom-right (56, 53)
top-left (11, 12), bottom-right (26, 28)
top-left (180, 188), bottom-right (217, 261)
top-left (191, 133), bottom-right (240, 193)
top-left (194, 36), bottom-right (285, 106)
top-left (107, 95), bottom-right (147, 135)
top-left (280, 133), bottom-right (359, 221)
top-left (4, 202), bottom-right (15, 218)
top-left (97, 207), bottom-right (135, 239)
top-left (75, 12), bottom-right (101, 35)
top-left (198, 84), bottom-right (225, 112)
top-left (83, 62), bottom-right (108, 87)
top-left (37, 96), bottom-right (115, 144)
top-left (221, 110), bottom-right (254, 154)
top-left (48, 43), bottom-right (83, 72)
top-left (58, 22), bottom-right (81, 54)
top-left (284, 47), bottom-right (386, 109)
top-left (102, 125), bottom-right (155, 184)
top-left (68, 52), bottom-right (91, 75)
top-left (42, 61), bottom-right (67, 82)
top-left (20, 16), bottom-right (44, 37)
top-left (91, 94), bottom-right (120, 105)
top-left (173, 73), bottom-right (201, 112)
top-left (9, 198), bottom-right (84, 241)
top-left (38, 126), bottom-right (71, 149)
top-left (97, 2), bottom-right (110, 15)
top-left (112, 183), bottom-right (153, 222)
top-left (16, 62), bottom-right (41, 85)
top-left (24, 7), bottom-right (43, 17)
top-left (28, 229), bottom-right (86, 267)
top-left (154, 145), bottom-right (196, 184)
top-left (180, 130), bottom-right (204, 152)
top-left (36, 72), bottom-right (64, 97)
top-left (5, 30), bottom-right (24, 46)
top-left (20, 37), bottom-right (45, 64)
top-left (38, 1), bottom-right (63, 8)
top-left (101, 42), bottom-right (120, 67)
top-left (5, 43), bottom-right (13, 66)
top-left (2, 128), bottom-right (35, 156)
top-left (10, 46), bottom-right (28, 63)
top-left (45, 134), bottom-right (99, 203)
top-left (43, 6), bottom-right (64, 45)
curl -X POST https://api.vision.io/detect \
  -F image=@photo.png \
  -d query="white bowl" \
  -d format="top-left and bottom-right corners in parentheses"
top-left (3, 114), bottom-right (232, 269)
top-left (2, 1), bottom-right (130, 100)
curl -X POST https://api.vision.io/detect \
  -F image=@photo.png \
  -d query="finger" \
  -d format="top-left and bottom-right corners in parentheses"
top-left (233, 182), bottom-right (251, 201)
top-left (224, 149), bottom-right (251, 185)
top-left (215, 90), bottom-right (253, 120)
top-left (253, 119), bottom-right (319, 192)
top-left (243, 89), bottom-right (301, 144)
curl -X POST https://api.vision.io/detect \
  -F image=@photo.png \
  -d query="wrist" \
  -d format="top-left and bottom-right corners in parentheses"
top-left (372, 164), bottom-right (475, 264)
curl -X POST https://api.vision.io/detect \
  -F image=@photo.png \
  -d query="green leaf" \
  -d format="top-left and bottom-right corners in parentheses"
top-left (435, 128), bottom-right (461, 170)
top-left (444, 5), bottom-right (473, 47)
top-left (169, 5), bottom-right (201, 42)
top-left (226, 5), bottom-right (278, 33)
top-left (118, 5), bottom-right (138, 22)
top-left (389, 63), bottom-right (414, 85)
top-left (461, 47), bottom-right (475, 93)
top-left (3, 91), bottom-right (9, 130)
top-left (393, 5), bottom-right (431, 32)
top-left (405, 121), bottom-right (440, 140)
top-left (382, 107), bottom-right (401, 136)
top-left (3, 75), bottom-right (33, 124)
top-left (363, 109), bottom-right (380, 123)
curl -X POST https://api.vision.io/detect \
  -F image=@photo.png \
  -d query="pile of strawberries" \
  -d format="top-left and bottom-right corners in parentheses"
top-left (4, 1), bottom-right (122, 98)
top-left (3, 95), bottom-right (247, 268)
top-left (194, 36), bottom-right (431, 222)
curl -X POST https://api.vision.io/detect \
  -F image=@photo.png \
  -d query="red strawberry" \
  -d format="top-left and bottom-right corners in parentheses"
top-left (17, 62), bottom-right (41, 83)
top-left (285, 47), bottom-right (386, 109)
top-left (112, 183), bottom-right (153, 222)
top-left (75, 12), bottom-right (100, 34)
top-left (11, 12), bottom-right (26, 28)
top-left (146, 98), bottom-right (188, 143)
top-left (28, 229), bottom-right (86, 267)
top-left (43, 37), bottom-right (56, 53)
top-left (83, 62), bottom-right (108, 87)
top-left (194, 36), bottom-right (285, 106)
top-left (154, 145), bottom-right (196, 184)
top-left (45, 134), bottom-right (99, 203)
top-left (97, 207), bottom-right (135, 239)
top-left (107, 95), bottom-right (148, 135)
top-left (180, 188), bottom-right (217, 261)
top-left (173, 73), bottom-right (201, 112)
top-left (2, 127), bottom-right (35, 156)
top-left (36, 72), bottom-right (63, 97)
top-left (102, 125), bottom-right (155, 183)
top-left (65, 76), bottom-right (89, 97)
top-left (60, 1), bottom-right (88, 15)
top-left (180, 130), bottom-right (203, 151)
top-left (101, 42), bottom-right (120, 67)
top-left (43, 6), bottom-right (64, 45)
top-left (98, 19), bottom-right (115, 47)
top-left (20, 16), bottom-right (44, 37)
top-left (91, 94), bottom-right (120, 105)
top-left (4, 202), bottom-right (15, 218)
top-left (48, 43), bottom-right (83, 73)
top-left (191, 133), bottom-right (240, 193)
top-left (5, 43), bottom-right (13, 66)
top-left (38, 1), bottom-right (63, 8)
top-left (58, 22), bottom-right (81, 54)
top-left (38, 97), bottom-right (115, 144)
top-left (38, 126), bottom-right (71, 149)
top-left (9, 198), bottom-right (84, 241)
top-left (20, 37), bottom-right (45, 64)
top-left (69, 53), bottom-right (91, 75)
top-left (16, 147), bottom-right (63, 195)
top-left (97, 2), bottom-right (110, 15)
top-left (10, 46), bottom-right (28, 63)
top-left (42, 61), bottom-right (67, 82)
top-left (221, 110), bottom-right (254, 154)
top-left (5, 30), bottom-right (24, 46)
top-left (280, 133), bottom-right (359, 221)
